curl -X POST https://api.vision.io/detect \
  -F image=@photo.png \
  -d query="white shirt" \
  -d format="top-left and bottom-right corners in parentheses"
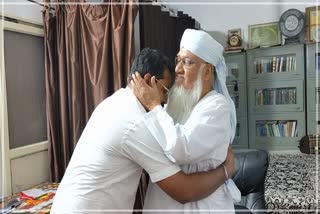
top-left (143, 90), bottom-right (235, 214)
top-left (50, 88), bottom-right (180, 214)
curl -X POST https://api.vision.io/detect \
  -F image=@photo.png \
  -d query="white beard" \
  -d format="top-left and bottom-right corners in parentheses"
top-left (166, 68), bottom-right (204, 125)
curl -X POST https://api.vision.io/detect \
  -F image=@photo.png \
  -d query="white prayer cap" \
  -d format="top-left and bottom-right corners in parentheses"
top-left (180, 29), bottom-right (223, 66)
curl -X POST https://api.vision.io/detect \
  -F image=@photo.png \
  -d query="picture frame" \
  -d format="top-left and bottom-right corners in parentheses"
top-left (227, 28), bottom-right (242, 48)
top-left (248, 22), bottom-right (281, 49)
top-left (305, 6), bottom-right (320, 43)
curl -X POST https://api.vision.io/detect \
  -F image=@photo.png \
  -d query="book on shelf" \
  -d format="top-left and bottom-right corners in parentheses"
top-left (272, 57), bottom-right (276, 72)
top-left (279, 57), bottom-right (284, 72)
top-left (286, 56), bottom-right (289, 72)
top-left (255, 56), bottom-right (297, 74)
top-left (291, 121), bottom-right (297, 137)
top-left (256, 87), bottom-right (298, 105)
top-left (275, 57), bottom-right (278, 72)
top-left (256, 120), bottom-right (297, 137)
top-left (267, 121), bottom-right (275, 137)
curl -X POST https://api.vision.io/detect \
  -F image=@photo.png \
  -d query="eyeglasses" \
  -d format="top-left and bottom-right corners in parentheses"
top-left (155, 78), bottom-right (170, 94)
top-left (174, 57), bottom-right (196, 69)
top-left (175, 57), bottom-right (209, 69)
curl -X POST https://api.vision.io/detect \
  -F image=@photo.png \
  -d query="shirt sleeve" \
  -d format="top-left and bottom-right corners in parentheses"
top-left (121, 119), bottom-right (181, 183)
top-left (143, 97), bottom-right (231, 165)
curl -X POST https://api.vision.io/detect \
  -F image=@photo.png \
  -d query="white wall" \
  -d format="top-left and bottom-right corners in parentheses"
top-left (161, 0), bottom-right (312, 47)
top-left (1, 0), bottom-right (43, 25)
top-left (11, 151), bottom-right (49, 194)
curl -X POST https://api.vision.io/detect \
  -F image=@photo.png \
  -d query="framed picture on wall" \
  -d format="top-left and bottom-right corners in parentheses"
top-left (248, 22), bottom-right (281, 49)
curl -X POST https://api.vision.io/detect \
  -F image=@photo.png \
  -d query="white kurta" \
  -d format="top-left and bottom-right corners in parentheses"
top-left (50, 88), bottom-right (180, 214)
top-left (143, 90), bottom-right (235, 214)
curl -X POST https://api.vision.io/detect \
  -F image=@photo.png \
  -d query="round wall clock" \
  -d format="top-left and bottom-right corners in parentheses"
top-left (228, 34), bottom-right (242, 47)
top-left (279, 9), bottom-right (305, 38)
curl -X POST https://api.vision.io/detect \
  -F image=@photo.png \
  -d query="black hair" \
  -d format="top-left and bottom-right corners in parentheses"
top-left (130, 48), bottom-right (175, 86)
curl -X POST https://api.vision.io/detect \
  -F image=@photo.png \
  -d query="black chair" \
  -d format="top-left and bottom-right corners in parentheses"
top-left (232, 149), bottom-right (269, 214)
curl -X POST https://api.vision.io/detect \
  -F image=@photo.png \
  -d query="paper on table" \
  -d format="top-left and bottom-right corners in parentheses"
top-left (20, 189), bottom-right (52, 200)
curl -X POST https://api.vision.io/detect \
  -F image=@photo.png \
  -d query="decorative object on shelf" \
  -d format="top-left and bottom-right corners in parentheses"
top-left (299, 135), bottom-right (319, 154)
top-left (305, 6), bottom-right (320, 43)
top-left (248, 22), bottom-right (281, 49)
top-left (279, 9), bottom-right (305, 44)
top-left (225, 28), bottom-right (244, 52)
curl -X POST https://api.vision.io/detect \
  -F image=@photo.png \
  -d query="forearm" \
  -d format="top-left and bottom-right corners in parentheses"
top-left (181, 165), bottom-right (226, 203)
top-left (157, 165), bottom-right (226, 204)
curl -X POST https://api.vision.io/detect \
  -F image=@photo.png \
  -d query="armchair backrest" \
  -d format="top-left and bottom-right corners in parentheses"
top-left (232, 149), bottom-right (269, 213)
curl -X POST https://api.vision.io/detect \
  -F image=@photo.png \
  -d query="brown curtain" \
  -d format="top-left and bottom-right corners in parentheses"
top-left (43, 0), bottom-right (138, 182)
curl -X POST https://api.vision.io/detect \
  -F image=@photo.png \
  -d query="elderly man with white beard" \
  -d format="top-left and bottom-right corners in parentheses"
top-left (130, 29), bottom-right (241, 213)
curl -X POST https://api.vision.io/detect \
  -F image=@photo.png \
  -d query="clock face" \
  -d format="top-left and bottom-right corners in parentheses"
top-left (230, 36), bottom-right (239, 46)
top-left (228, 34), bottom-right (241, 47)
top-left (279, 9), bottom-right (305, 38)
top-left (285, 15), bottom-right (299, 31)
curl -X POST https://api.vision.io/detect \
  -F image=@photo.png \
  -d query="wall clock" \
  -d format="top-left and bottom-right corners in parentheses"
top-left (279, 9), bottom-right (305, 44)
top-left (228, 34), bottom-right (242, 48)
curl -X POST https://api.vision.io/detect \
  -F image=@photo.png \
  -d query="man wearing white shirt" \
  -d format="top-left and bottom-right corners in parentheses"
top-left (50, 47), bottom-right (234, 214)
top-left (131, 30), bottom-right (240, 213)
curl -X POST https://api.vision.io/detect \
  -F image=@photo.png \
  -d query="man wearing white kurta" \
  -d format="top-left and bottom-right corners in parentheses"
top-left (131, 30), bottom-right (240, 213)
top-left (50, 48), bottom-right (235, 214)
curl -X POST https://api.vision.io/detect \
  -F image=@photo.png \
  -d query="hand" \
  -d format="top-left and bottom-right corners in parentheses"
top-left (223, 145), bottom-right (235, 179)
top-left (129, 72), bottom-right (161, 111)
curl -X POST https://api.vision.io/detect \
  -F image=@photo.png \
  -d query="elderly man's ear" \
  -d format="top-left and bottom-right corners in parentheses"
top-left (203, 64), bottom-right (214, 81)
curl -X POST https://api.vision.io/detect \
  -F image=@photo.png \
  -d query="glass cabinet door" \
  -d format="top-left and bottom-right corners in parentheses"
top-left (307, 112), bottom-right (320, 135)
top-left (249, 113), bottom-right (305, 150)
top-left (249, 80), bottom-right (304, 113)
top-left (227, 84), bottom-right (247, 116)
top-left (247, 44), bottom-right (304, 81)
top-left (306, 43), bottom-right (320, 79)
top-left (232, 117), bottom-right (249, 149)
top-left (225, 53), bottom-right (246, 84)
top-left (307, 79), bottom-right (320, 113)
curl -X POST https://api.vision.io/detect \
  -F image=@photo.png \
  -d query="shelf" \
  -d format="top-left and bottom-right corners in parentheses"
top-left (247, 44), bottom-right (304, 81)
top-left (249, 113), bottom-right (305, 150)
top-left (256, 120), bottom-right (297, 137)
top-left (248, 80), bottom-right (304, 113)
